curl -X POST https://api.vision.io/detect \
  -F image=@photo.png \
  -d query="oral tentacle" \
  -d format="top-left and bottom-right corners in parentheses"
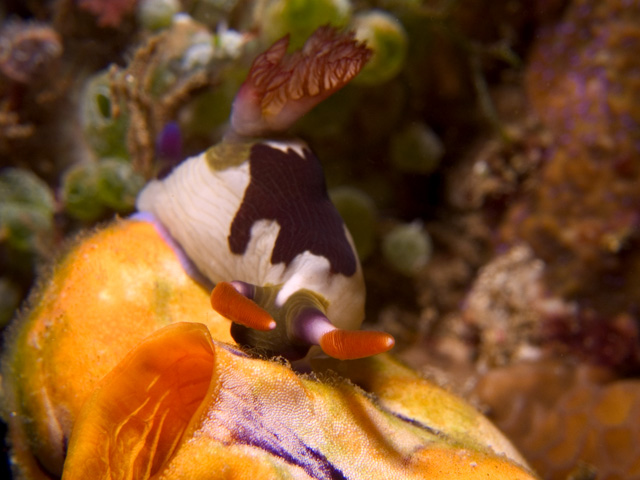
top-left (229, 280), bottom-right (257, 299)
top-left (289, 307), bottom-right (395, 360)
top-left (319, 329), bottom-right (395, 360)
top-left (210, 281), bottom-right (276, 331)
top-left (288, 307), bottom-right (336, 346)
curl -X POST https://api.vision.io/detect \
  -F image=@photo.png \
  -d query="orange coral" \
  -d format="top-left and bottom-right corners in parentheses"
top-left (474, 361), bottom-right (640, 480)
top-left (1, 219), bottom-right (537, 479)
top-left (1, 219), bottom-right (232, 478)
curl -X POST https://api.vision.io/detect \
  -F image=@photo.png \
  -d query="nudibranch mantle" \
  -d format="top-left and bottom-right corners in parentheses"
top-left (137, 137), bottom-right (364, 330)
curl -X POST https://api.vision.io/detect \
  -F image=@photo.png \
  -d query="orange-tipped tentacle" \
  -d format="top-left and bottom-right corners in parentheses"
top-left (319, 330), bottom-right (395, 360)
top-left (211, 282), bottom-right (276, 331)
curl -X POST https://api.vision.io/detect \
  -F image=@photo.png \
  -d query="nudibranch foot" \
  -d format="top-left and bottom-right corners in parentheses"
top-left (230, 25), bottom-right (372, 137)
top-left (210, 281), bottom-right (276, 331)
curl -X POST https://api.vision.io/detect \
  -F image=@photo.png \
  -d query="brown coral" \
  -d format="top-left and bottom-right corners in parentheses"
top-left (76, 0), bottom-right (138, 28)
top-left (498, 0), bottom-right (640, 372)
top-left (0, 21), bottom-right (62, 84)
top-left (473, 360), bottom-right (640, 480)
top-left (108, 17), bottom-right (228, 178)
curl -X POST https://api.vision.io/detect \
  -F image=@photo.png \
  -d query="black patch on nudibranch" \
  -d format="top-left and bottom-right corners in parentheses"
top-left (229, 143), bottom-right (357, 276)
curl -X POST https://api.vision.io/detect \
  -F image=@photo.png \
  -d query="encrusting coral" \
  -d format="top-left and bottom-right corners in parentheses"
top-left (495, 0), bottom-right (640, 373)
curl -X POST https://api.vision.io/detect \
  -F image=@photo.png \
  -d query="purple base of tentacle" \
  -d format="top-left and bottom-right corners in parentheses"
top-left (289, 308), bottom-right (335, 346)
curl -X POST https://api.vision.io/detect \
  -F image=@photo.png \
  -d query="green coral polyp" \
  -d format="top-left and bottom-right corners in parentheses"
top-left (382, 222), bottom-right (432, 276)
top-left (352, 10), bottom-right (408, 86)
top-left (390, 122), bottom-right (444, 174)
top-left (259, 0), bottom-right (352, 48)
top-left (81, 71), bottom-right (130, 160)
top-left (95, 158), bottom-right (145, 212)
top-left (62, 159), bottom-right (143, 221)
top-left (61, 163), bottom-right (107, 221)
top-left (0, 168), bottom-right (55, 253)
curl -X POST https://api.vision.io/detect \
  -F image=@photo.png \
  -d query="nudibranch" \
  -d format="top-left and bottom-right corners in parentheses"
top-left (137, 26), bottom-right (394, 360)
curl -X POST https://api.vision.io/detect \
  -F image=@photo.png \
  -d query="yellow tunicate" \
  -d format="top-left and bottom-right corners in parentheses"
top-left (0, 219), bottom-right (232, 478)
top-left (2, 218), bottom-right (537, 480)
top-left (62, 323), bottom-right (538, 480)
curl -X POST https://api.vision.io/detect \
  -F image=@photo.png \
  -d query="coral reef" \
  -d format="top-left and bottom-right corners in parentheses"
top-left (463, 245), bottom-right (553, 367)
top-left (2, 0), bottom-right (640, 478)
top-left (456, 2), bottom-right (640, 477)
top-left (494, 0), bottom-right (640, 373)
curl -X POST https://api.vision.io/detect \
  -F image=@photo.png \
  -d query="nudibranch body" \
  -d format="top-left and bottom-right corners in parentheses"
top-left (137, 27), bottom-right (394, 360)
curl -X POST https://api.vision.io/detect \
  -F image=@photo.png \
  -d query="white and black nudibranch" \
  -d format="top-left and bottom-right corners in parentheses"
top-left (136, 26), bottom-right (394, 360)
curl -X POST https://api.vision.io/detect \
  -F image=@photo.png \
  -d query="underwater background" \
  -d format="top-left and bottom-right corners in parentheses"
top-left (1, 0), bottom-right (640, 479)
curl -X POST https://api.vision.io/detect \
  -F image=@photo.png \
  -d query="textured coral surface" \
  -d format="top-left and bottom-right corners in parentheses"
top-left (2, 221), bottom-right (535, 479)
top-left (499, 0), bottom-right (640, 372)
top-left (474, 361), bottom-right (640, 480)
top-left (1, 220), bottom-right (232, 478)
